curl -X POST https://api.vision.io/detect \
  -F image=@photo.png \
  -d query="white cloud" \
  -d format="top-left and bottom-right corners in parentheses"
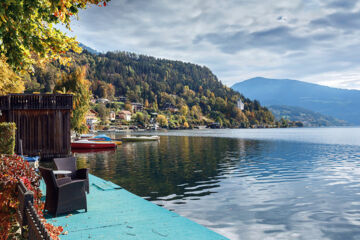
top-left (63, 0), bottom-right (360, 90)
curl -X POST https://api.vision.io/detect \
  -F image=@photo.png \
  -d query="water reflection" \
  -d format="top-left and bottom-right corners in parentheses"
top-left (73, 134), bottom-right (360, 240)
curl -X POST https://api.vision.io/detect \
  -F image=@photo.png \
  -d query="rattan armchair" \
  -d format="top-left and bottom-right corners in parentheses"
top-left (38, 167), bottom-right (87, 217)
top-left (53, 156), bottom-right (89, 193)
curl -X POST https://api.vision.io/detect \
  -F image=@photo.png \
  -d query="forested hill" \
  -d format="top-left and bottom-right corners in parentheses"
top-left (27, 50), bottom-right (275, 128)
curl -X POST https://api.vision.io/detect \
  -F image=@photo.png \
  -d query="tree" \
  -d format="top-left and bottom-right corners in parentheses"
top-left (0, 56), bottom-right (24, 95)
top-left (0, 0), bottom-right (109, 72)
top-left (54, 67), bottom-right (91, 133)
top-left (133, 112), bottom-right (148, 127)
top-left (144, 99), bottom-right (149, 108)
top-left (180, 105), bottom-right (189, 116)
top-left (124, 102), bottom-right (133, 112)
top-left (156, 114), bottom-right (168, 127)
top-left (96, 103), bottom-right (109, 124)
top-left (190, 105), bottom-right (202, 119)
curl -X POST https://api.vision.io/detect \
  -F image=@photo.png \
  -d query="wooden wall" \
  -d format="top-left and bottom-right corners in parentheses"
top-left (4, 109), bottom-right (71, 158)
top-left (0, 94), bottom-right (73, 159)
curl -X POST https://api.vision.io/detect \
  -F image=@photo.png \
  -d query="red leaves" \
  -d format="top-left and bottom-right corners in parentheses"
top-left (0, 155), bottom-right (63, 239)
top-left (103, 1), bottom-right (106, 6)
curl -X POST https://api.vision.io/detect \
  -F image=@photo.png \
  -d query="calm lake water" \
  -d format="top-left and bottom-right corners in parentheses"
top-left (74, 128), bottom-right (360, 240)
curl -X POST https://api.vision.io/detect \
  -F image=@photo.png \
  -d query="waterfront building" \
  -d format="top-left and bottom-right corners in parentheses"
top-left (0, 94), bottom-right (72, 159)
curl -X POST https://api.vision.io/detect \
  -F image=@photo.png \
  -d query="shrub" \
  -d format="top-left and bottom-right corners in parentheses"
top-left (0, 155), bottom-right (63, 239)
top-left (0, 122), bottom-right (16, 154)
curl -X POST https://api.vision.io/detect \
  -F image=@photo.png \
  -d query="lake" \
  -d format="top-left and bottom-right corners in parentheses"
top-left (74, 127), bottom-right (360, 240)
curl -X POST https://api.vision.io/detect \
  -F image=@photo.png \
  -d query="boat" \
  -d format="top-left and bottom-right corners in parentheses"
top-left (80, 134), bottom-right (95, 139)
top-left (71, 140), bottom-right (117, 149)
top-left (21, 156), bottom-right (40, 168)
top-left (72, 148), bottom-right (116, 154)
top-left (121, 136), bottom-right (160, 142)
top-left (88, 134), bottom-right (122, 145)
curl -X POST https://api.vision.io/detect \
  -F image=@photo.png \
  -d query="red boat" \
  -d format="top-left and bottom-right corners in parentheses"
top-left (71, 140), bottom-right (117, 149)
top-left (72, 148), bottom-right (116, 154)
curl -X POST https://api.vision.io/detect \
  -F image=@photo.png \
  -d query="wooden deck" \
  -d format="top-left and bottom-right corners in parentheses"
top-left (44, 174), bottom-right (228, 240)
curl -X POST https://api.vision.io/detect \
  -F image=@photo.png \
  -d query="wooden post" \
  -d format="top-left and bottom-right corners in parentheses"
top-left (19, 139), bottom-right (23, 156)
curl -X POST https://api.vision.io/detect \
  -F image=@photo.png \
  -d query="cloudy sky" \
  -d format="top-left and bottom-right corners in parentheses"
top-left (62, 0), bottom-right (360, 90)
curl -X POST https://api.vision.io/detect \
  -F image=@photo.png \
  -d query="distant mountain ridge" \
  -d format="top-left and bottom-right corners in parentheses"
top-left (79, 43), bottom-right (99, 55)
top-left (231, 77), bottom-right (360, 125)
top-left (269, 105), bottom-right (348, 127)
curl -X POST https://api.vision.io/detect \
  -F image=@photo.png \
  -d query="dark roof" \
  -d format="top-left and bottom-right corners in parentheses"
top-left (0, 94), bottom-right (73, 110)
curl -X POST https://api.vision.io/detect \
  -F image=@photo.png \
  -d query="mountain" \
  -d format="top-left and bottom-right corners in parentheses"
top-left (269, 105), bottom-right (348, 127)
top-left (26, 50), bottom-right (276, 128)
top-left (78, 43), bottom-right (99, 55)
top-left (232, 77), bottom-right (360, 125)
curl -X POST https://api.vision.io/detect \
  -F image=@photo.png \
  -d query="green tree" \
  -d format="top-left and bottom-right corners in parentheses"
top-left (133, 112), bottom-right (145, 127)
top-left (96, 103), bottom-right (109, 124)
top-left (0, 0), bottom-right (109, 72)
top-left (54, 67), bottom-right (91, 133)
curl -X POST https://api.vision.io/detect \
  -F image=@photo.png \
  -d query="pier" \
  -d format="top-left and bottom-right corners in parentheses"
top-left (44, 174), bottom-right (228, 240)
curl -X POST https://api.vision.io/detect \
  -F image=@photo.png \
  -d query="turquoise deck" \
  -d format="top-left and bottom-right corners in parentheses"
top-left (44, 174), bottom-right (228, 240)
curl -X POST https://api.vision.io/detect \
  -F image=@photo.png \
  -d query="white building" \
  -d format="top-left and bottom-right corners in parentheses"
top-left (85, 110), bottom-right (99, 129)
top-left (237, 99), bottom-right (244, 111)
top-left (109, 111), bottom-right (116, 121)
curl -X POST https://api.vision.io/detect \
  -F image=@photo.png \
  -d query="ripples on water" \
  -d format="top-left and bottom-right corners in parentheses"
top-left (74, 128), bottom-right (360, 240)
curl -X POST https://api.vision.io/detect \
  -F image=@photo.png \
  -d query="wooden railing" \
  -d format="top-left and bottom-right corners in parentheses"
top-left (0, 94), bottom-right (73, 110)
top-left (17, 181), bottom-right (51, 240)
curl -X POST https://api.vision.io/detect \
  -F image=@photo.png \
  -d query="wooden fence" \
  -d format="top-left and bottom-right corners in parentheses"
top-left (17, 181), bottom-right (51, 240)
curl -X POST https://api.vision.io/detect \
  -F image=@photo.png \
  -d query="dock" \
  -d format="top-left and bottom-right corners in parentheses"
top-left (45, 174), bottom-right (228, 240)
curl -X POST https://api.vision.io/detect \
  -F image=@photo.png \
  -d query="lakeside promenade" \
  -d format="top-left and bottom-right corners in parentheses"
top-left (44, 174), bottom-right (228, 240)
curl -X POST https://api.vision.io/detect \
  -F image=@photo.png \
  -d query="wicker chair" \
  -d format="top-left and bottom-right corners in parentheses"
top-left (53, 157), bottom-right (89, 193)
top-left (38, 167), bottom-right (87, 217)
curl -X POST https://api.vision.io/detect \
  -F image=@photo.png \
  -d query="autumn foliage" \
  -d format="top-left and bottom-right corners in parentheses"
top-left (0, 155), bottom-right (63, 240)
top-left (0, 0), bottom-right (110, 73)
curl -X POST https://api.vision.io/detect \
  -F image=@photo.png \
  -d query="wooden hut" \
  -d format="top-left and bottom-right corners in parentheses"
top-left (0, 94), bottom-right (73, 160)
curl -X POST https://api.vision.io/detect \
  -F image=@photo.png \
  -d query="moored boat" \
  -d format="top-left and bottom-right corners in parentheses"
top-left (121, 136), bottom-right (160, 142)
top-left (71, 140), bottom-right (117, 149)
top-left (80, 134), bottom-right (95, 139)
top-left (88, 134), bottom-right (122, 145)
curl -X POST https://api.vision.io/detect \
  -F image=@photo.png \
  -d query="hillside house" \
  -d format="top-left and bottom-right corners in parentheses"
top-left (237, 99), bottom-right (245, 111)
top-left (96, 98), bottom-right (109, 104)
top-left (109, 111), bottom-right (116, 121)
top-left (161, 103), bottom-right (179, 112)
top-left (131, 102), bottom-right (143, 112)
top-left (86, 109), bottom-right (98, 128)
top-left (118, 110), bottom-right (132, 121)
top-left (118, 96), bottom-right (127, 102)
